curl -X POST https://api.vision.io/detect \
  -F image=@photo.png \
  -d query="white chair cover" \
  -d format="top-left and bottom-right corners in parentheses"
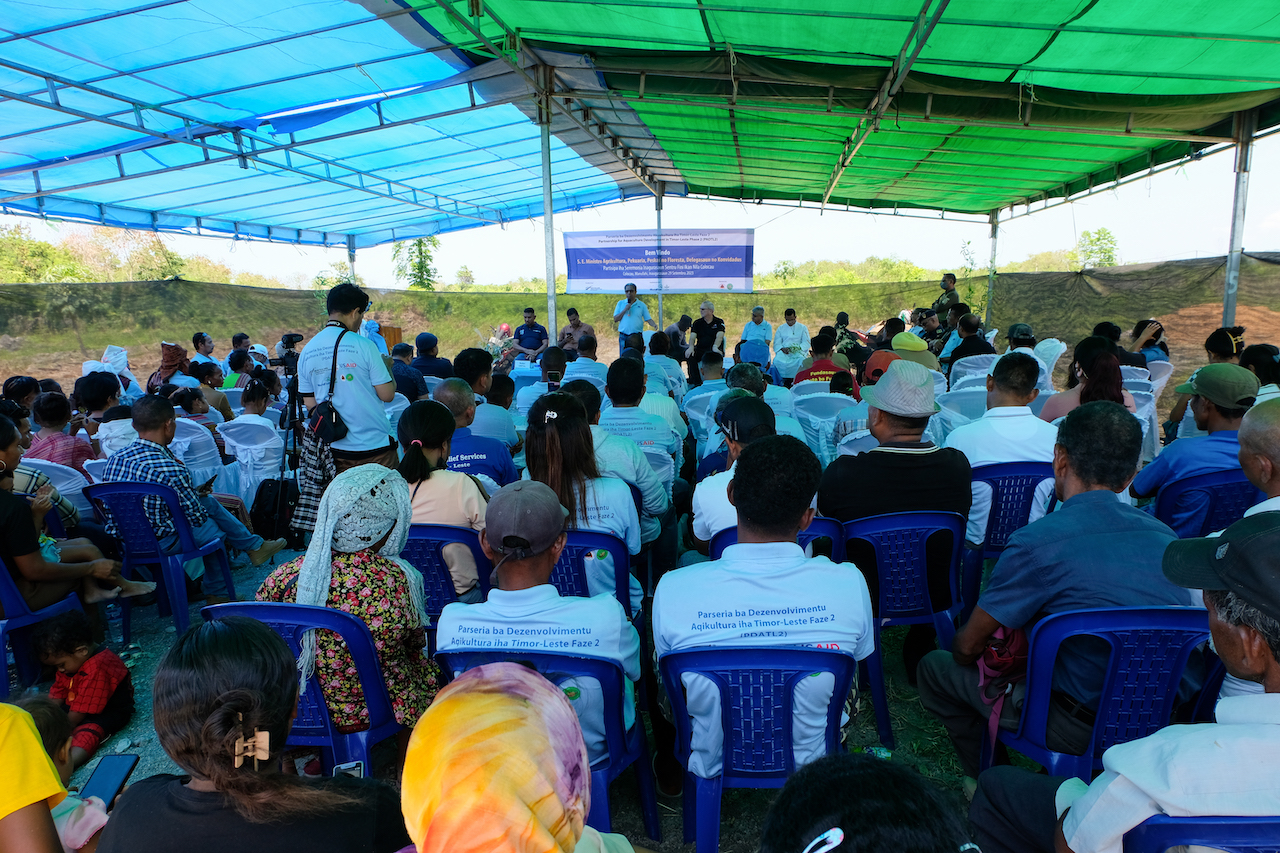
top-left (172, 418), bottom-right (239, 497)
top-left (762, 384), bottom-right (794, 418)
top-left (793, 393), bottom-right (857, 467)
top-left (641, 448), bottom-right (676, 497)
top-left (1120, 365), bottom-right (1151, 381)
top-left (20, 459), bottom-right (94, 518)
top-left (950, 373), bottom-right (987, 392)
top-left (929, 388), bottom-right (989, 445)
top-left (836, 430), bottom-right (880, 457)
top-left (384, 393), bottom-right (411, 435)
top-left (223, 387), bottom-right (244, 413)
top-left (928, 369), bottom-right (948, 397)
top-left (949, 354), bottom-right (1000, 389)
top-left (1033, 338), bottom-right (1068, 381)
top-left (1131, 389), bottom-right (1162, 462)
top-left (424, 376), bottom-right (445, 396)
top-left (790, 380), bottom-right (831, 398)
top-left (984, 329), bottom-right (999, 344)
top-left (1147, 361), bottom-right (1176, 398)
top-left (1123, 379), bottom-right (1155, 395)
top-left (217, 420), bottom-right (285, 507)
top-left (82, 458), bottom-right (108, 484)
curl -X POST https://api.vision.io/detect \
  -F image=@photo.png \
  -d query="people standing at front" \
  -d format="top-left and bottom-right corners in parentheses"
top-left (689, 301), bottom-right (726, 388)
top-left (294, 283), bottom-right (397, 534)
top-left (933, 272), bottom-right (960, 316)
top-left (613, 283), bottom-right (657, 354)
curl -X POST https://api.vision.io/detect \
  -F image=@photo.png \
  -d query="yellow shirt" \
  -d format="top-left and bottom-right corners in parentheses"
top-left (0, 703), bottom-right (65, 820)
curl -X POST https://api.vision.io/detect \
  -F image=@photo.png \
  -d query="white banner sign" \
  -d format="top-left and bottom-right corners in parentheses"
top-left (564, 228), bottom-right (754, 294)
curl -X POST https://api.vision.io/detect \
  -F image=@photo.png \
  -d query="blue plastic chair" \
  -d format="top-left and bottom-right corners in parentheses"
top-left (1124, 815), bottom-right (1280, 853)
top-left (85, 481), bottom-right (235, 635)
top-left (554, 529), bottom-right (633, 612)
top-left (842, 511), bottom-right (966, 749)
top-left (980, 607), bottom-right (1210, 781)
top-left (202, 602), bottom-right (402, 775)
top-left (437, 650), bottom-right (661, 841)
top-left (739, 341), bottom-right (770, 368)
top-left (708, 516), bottom-right (846, 563)
top-left (400, 524), bottom-right (492, 654)
top-left (963, 462), bottom-right (1055, 618)
top-left (1153, 469), bottom-right (1263, 538)
top-left (659, 646), bottom-right (858, 853)
top-left (0, 557), bottom-right (84, 686)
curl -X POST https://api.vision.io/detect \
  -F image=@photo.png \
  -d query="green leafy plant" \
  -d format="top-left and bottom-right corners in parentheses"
top-left (393, 236), bottom-right (441, 291)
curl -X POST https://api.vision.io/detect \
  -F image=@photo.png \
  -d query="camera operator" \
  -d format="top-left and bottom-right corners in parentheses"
top-left (293, 283), bottom-right (397, 533)
top-left (271, 333), bottom-right (305, 374)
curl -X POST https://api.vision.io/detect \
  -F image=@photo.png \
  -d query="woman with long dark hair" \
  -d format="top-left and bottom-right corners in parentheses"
top-left (1240, 343), bottom-right (1280, 406)
top-left (396, 400), bottom-right (488, 602)
top-left (1169, 325), bottom-right (1248, 439)
top-left (1039, 336), bottom-right (1136, 422)
top-left (1130, 318), bottom-right (1170, 363)
top-left (96, 616), bottom-right (410, 851)
top-left (525, 393), bottom-right (642, 614)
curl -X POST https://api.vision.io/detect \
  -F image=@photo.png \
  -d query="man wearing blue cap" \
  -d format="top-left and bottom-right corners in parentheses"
top-left (411, 332), bottom-right (453, 379)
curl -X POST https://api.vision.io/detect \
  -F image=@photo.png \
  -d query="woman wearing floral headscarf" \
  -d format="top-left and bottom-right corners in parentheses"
top-left (400, 662), bottom-right (653, 853)
top-left (257, 466), bottom-right (438, 732)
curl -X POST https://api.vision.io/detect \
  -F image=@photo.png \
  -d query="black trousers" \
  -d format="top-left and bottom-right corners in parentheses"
top-left (969, 766), bottom-right (1067, 853)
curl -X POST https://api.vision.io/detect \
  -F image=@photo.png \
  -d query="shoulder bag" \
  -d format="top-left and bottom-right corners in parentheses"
top-left (307, 327), bottom-right (349, 443)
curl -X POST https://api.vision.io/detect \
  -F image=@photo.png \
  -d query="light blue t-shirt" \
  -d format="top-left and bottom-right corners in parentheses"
top-left (296, 324), bottom-right (394, 452)
top-left (614, 298), bottom-right (653, 335)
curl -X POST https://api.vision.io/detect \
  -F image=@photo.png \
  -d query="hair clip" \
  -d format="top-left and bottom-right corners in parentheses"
top-left (801, 828), bottom-right (844, 853)
top-left (544, 410), bottom-right (558, 423)
top-left (232, 713), bottom-right (271, 769)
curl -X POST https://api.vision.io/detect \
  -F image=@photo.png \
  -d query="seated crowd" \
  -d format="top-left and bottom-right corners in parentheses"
top-left (4, 280), bottom-right (1280, 853)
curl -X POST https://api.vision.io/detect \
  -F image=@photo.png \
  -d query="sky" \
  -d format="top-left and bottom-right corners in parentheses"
top-left (5, 134), bottom-right (1280, 292)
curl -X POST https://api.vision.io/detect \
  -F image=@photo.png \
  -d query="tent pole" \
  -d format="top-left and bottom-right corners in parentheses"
top-left (346, 234), bottom-right (356, 280)
top-left (539, 67), bottom-right (557, 329)
top-left (983, 210), bottom-right (998, 327)
top-left (656, 181), bottom-right (664, 329)
top-left (1223, 109), bottom-right (1257, 327)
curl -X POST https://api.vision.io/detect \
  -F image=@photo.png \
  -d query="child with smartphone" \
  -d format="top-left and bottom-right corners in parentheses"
top-left (10, 695), bottom-right (112, 851)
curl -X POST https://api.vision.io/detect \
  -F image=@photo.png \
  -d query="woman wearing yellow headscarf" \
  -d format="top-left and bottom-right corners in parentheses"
top-left (401, 662), bottom-right (654, 853)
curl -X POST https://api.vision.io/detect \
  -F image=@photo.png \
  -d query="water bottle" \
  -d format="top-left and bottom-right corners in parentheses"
top-left (105, 602), bottom-right (124, 648)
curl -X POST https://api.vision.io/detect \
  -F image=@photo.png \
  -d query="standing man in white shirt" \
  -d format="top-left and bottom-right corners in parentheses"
top-left (773, 308), bottom-right (810, 382)
top-left (654, 434), bottom-right (875, 778)
top-left (294, 283), bottom-right (397, 531)
top-left (613, 283), bottom-right (657, 354)
top-left (970, 511), bottom-right (1280, 853)
top-left (944, 352), bottom-right (1058, 548)
top-left (436, 480), bottom-right (641, 765)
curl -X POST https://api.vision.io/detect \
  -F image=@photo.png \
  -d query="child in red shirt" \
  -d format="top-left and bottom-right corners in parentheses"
top-left (32, 611), bottom-right (134, 769)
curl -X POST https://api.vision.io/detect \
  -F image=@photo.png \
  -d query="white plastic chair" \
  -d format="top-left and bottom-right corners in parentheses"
top-left (1120, 365), bottom-right (1151, 381)
top-left (1033, 338), bottom-right (1068, 380)
top-left (927, 369), bottom-right (948, 397)
top-left (217, 420), bottom-right (285, 507)
top-left (793, 393), bottom-right (855, 466)
top-left (949, 354), bottom-right (999, 389)
top-left (20, 459), bottom-right (94, 518)
top-left (790, 380), bottom-right (831, 398)
top-left (384, 393), bottom-right (411, 435)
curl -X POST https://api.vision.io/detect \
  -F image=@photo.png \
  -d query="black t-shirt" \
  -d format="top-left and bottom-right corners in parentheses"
top-left (818, 443), bottom-right (972, 609)
top-left (690, 316), bottom-right (726, 359)
top-left (97, 774), bottom-right (410, 853)
top-left (1116, 347), bottom-right (1148, 369)
top-left (411, 355), bottom-right (454, 379)
top-left (0, 488), bottom-right (41, 573)
top-left (950, 334), bottom-right (997, 362)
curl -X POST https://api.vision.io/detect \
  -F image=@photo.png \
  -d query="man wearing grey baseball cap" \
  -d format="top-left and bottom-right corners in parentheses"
top-left (1130, 363), bottom-right (1259, 537)
top-left (819, 358), bottom-right (972, 682)
top-left (970, 511), bottom-right (1280, 853)
top-left (435, 480), bottom-right (641, 765)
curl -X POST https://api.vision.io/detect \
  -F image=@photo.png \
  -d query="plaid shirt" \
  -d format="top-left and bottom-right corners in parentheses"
top-left (11, 465), bottom-right (79, 528)
top-left (101, 439), bottom-right (208, 540)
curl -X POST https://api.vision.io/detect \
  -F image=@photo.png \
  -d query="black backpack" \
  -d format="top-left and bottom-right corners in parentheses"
top-left (250, 478), bottom-right (304, 549)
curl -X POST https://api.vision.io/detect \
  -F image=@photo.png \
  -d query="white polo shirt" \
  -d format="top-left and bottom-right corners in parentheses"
top-left (470, 401), bottom-right (519, 448)
top-left (590, 424), bottom-right (669, 545)
top-left (691, 463), bottom-right (737, 542)
top-left (653, 542), bottom-right (874, 777)
top-left (515, 380), bottom-right (553, 417)
top-left (564, 358), bottom-right (610, 384)
top-left (437, 585), bottom-right (641, 764)
top-left (580, 477), bottom-right (643, 614)
top-left (943, 405), bottom-right (1057, 544)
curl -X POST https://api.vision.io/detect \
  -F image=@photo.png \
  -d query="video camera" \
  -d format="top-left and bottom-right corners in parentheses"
top-left (270, 332), bottom-right (305, 375)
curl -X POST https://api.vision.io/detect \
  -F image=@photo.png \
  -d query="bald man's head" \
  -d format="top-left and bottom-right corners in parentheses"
top-left (1239, 398), bottom-right (1280, 497)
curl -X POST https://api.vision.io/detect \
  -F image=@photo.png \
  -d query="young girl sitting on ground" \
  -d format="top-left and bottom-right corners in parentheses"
top-left (13, 695), bottom-right (111, 852)
top-left (32, 611), bottom-right (135, 771)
